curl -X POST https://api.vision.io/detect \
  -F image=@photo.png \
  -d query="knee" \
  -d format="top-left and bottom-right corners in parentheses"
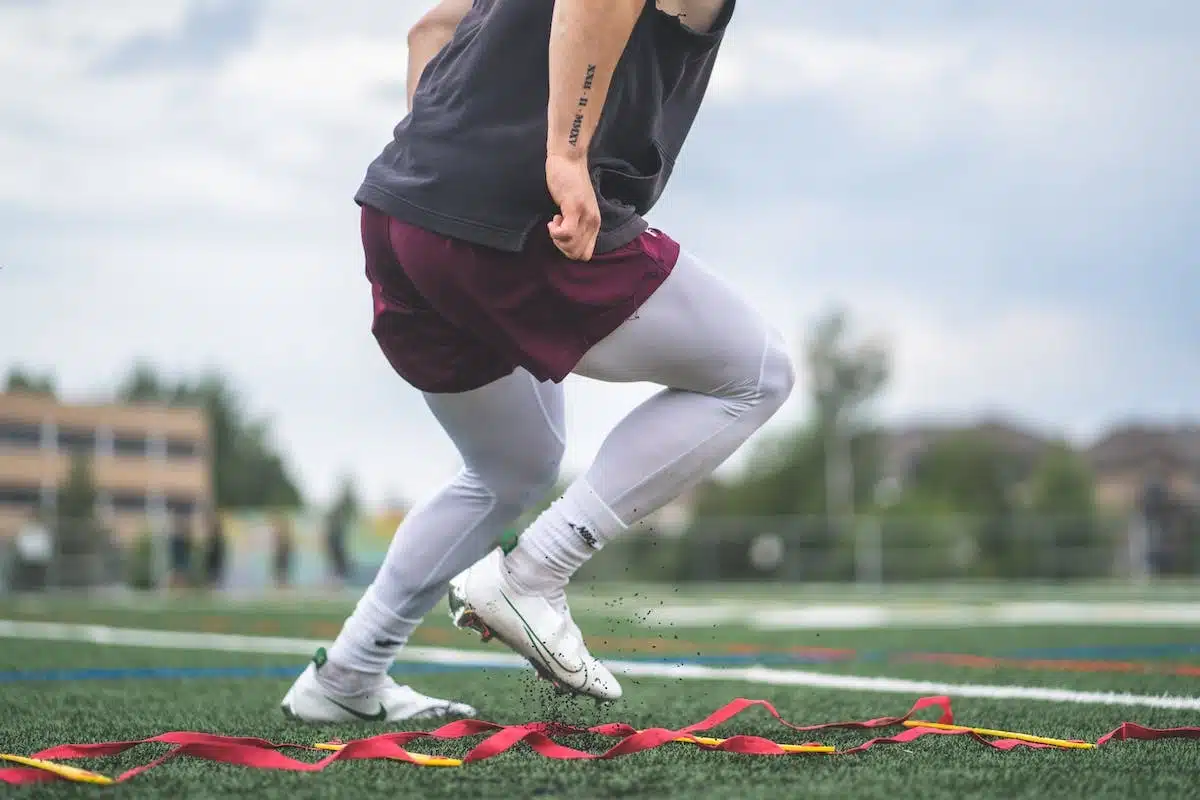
top-left (715, 327), bottom-right (795, 417)
top-left (512, 444), bottom-right (564, 503)
top-left (758, 328), bottom-right (796, 411)
top-left (474, 439), bottom-right (564, 510)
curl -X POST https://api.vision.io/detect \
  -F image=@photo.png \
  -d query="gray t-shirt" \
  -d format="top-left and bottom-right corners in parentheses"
top-left (355, 0), bottom-right (735, 254)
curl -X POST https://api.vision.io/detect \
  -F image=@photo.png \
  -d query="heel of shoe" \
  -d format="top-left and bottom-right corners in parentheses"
top-left (448, 585), bottom-right (494, 643)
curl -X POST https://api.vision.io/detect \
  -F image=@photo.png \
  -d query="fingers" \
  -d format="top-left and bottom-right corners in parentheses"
top-left (548, 204), bottom-right (600, 260)
top-left (545, 154), bottom-right (601, 260)
top-left (547, 213), bottom-right (571, 241)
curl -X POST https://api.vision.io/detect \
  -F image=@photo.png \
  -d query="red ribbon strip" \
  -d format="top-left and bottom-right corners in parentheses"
top-left (2, 695), bottom-right (1196, 785)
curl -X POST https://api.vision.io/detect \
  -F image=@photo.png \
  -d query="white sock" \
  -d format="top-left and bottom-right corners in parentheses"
top-left (504, 479), bottom-right (626, 596)
top-left (545, 584), bottom-right (569, 617)
top-left (323, 586), bottom-right (420, 695)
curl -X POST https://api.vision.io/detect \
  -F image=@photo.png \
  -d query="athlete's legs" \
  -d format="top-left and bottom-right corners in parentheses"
top-left (321, 368), bottom-right (565, 694)
top-left (503, 247), bottom-right (795, 594)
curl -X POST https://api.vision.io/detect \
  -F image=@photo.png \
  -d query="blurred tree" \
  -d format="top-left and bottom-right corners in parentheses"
top-left (700, 310), bottom-right (890, 519)
top-left (116, 362), bottom-right (304, 509)
top-left (905, 432), bottom-right (1024, 577)
top-left (116, 362), bottom-right (185, 405)
top-left (55, 452), bottom-right (100, 587)
top-left (685, 431), bottom-right (885, 583)
top-left (1028, 443), bottom-right (1097, 517)
top-left (678, 311), bottom-right (890, 582)
top-left (872, 491), bottom-right (969, 581)
top-left (908, 433), bottom-right (1018, 514)
top-left (1027, 443), bottom-right (1106, 579)
top-left (806, 308), bottom-right (890, 522)
top-left (693, 428), bottom-right (827, 519)
top-left (1181, 504), bottom-right (1200, 576)
top-left (5, 366), bottom-right (57, 397)
top-left (126, 529), bottom-right (159, 591)
top-left (330, 474), bottom-right (361, 520)
top-left (59, 451), bottom-right (98, 523)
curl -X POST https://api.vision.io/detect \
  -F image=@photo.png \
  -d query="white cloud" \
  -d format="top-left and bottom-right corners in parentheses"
top-left (0, 1), bottom-right (417, 218)
top-left (707, 26), bottom-right (1196, 170)
top-left (2, 1), bottom-right (1195, 508)
top-left (711, 30), bottom-right (964, 101)
top-left (0, 2), bottom-right (190, 56)
top-left (883, 303), bottom-right (1102, 415)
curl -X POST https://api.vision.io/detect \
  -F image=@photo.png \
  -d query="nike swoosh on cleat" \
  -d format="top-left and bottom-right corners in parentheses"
top-left (497, 589), bottom-right (586, 682)
top-left (325, 697), bottom-right (388, 722)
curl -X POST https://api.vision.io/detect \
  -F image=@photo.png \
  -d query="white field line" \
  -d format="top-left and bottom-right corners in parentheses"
top-left (0, 619), bottom-right (526, 669)
top-left (644, 601), bottom-right (1200, 629)
top-left (3, 620), bottom-right (1199, 711)
top-left (12, 593), bottom-right (1200, 623)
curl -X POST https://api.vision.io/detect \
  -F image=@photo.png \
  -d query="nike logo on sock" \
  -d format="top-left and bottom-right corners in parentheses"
top-left (374, 638), bottom-right (402, 648)
top-left (568, 522), bottom-right (598, 549)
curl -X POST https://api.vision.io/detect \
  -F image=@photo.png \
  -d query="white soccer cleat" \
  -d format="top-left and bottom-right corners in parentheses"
top-left (447, 548), bottom-right (622, 702)
top-left (280, 648), bottom-right (476, 723)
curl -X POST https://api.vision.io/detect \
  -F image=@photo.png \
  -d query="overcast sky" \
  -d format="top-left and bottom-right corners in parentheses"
top-left (2, 0), bottom-right (1197, 509)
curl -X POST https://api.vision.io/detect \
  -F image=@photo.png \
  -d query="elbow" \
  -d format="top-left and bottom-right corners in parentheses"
top-left (407, 13), bottom-right (455, 49)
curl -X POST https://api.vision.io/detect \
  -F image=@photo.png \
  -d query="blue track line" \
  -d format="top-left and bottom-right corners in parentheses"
top-left (1006, 643), bottom-right (1200, 660)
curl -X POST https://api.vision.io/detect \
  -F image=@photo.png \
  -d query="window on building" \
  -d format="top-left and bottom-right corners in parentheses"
top-left (111, 493), bottom-right (148, 513)
top-left (112, 434), bottom-right (147, 457)
top-left (165, 438), bottom-right (200, 459)
top-left (166, 496), bottom-right (197, 517)
top-left (57, 427), bottom-right (97, 454)
top-left (0, 485), bottom-right (40, 508)
top-left (0, 421), bottom-right (42, 448)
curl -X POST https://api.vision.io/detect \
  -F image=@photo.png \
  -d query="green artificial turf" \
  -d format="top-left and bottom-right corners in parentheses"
top-left (2, 588), bottom-right (1198, 798)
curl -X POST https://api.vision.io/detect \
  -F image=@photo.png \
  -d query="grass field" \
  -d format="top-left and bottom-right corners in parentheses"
top-left (2, 583), bottom-right (1199, 798)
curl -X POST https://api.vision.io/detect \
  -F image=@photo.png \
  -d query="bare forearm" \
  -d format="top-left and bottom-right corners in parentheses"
top-left (406, 33), bottom-right (449, 109)
top-left (547, 0), bottom-right (644, 159)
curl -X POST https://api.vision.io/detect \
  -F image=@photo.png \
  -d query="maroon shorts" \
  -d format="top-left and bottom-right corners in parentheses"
top-left (362, 205), bottom-right (680, 393)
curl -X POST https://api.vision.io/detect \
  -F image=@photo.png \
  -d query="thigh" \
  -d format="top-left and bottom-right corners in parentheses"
top-left (574, 248), bottom-right (777, 395)
top-left (423, 368), bottom-right (566, 490)
top-left (388, 216), bottom-right (677, 385)
top-left (363, 205), bottom-right (516, 394)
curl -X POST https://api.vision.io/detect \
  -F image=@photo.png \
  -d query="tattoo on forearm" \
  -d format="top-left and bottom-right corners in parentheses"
top-left (568, 110), bottom-right (584, 147)
top-left (567, 64), bottom-right (598, 147)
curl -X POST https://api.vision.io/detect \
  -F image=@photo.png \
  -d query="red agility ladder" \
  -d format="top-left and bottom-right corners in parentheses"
top-left (2, 695), bottom-right (1198, 785)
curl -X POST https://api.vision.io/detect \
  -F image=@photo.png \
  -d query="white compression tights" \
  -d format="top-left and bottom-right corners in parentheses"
top-left (326, 249), bottom-right (795, 683)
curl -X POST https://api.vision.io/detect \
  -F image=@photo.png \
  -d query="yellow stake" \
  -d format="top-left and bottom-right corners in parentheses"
top-left (0, 753), bottom-right (115, 784)
top-left (313, 741), bottom-right (462, 767)
top-left (902, 720), bottom-right (1095, 749)
top-left (672, 735), bottom-right (835, 754)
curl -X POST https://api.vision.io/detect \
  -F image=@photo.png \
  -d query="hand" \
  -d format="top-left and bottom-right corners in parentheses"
top-left (546, 152), bottom-right (601, 261)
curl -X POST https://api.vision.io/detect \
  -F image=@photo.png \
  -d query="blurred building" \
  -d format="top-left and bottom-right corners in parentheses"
top-left (882, 418), bottom-right (1200, 513)
top-left (0, 391), bottom-right (212, 541)
top-left (881, 417), bottom-right (1052, 485)
top-left (1087, 424), bottom-right (1200, 510)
